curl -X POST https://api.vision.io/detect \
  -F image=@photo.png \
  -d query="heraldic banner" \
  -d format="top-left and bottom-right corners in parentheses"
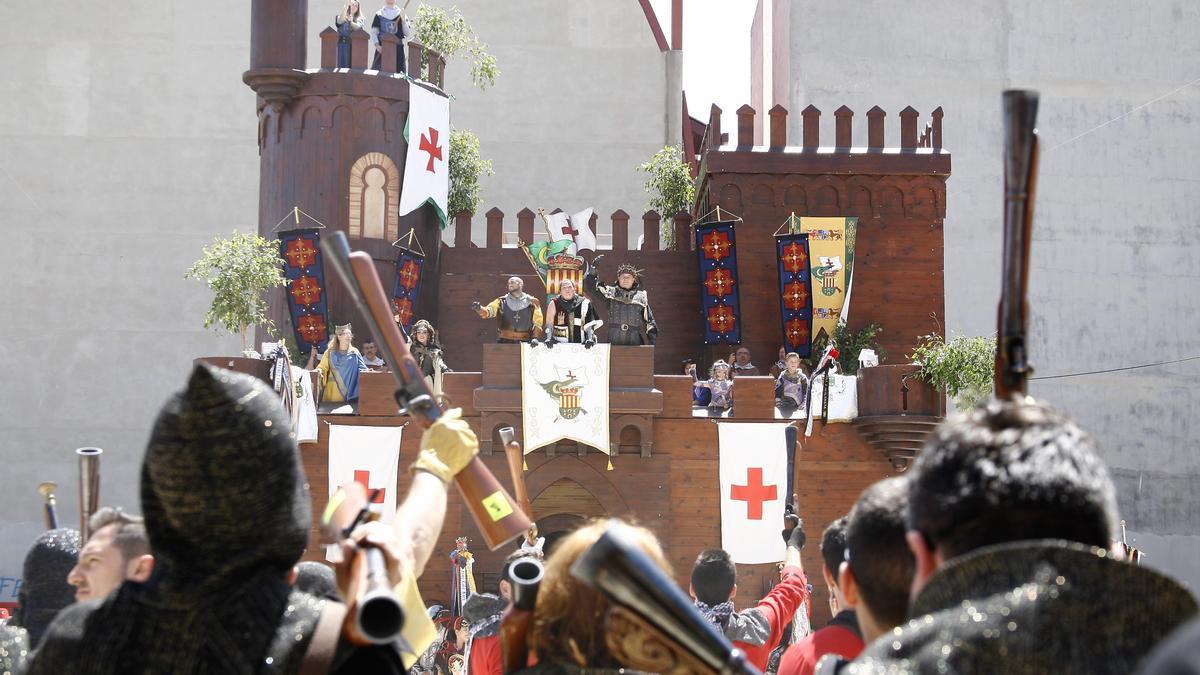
top-left (799, 217), bottom-right (858, 344)
top-left (520, 343), bottom-right (611, 454)
top-left (327, 424), bottom-right (403, 522)
top-left (718, 422), bottom-right (789, 564)
top-left (392, 246), bottom-right (424, 333)
top-left (278, 228), bottom-right (330, 357)
top-left (398, 82), bottom-right (450, 226)
top-left (776, 232), bottom-right (814, 357)
top-left (695, 220), bottom-right (743, 344)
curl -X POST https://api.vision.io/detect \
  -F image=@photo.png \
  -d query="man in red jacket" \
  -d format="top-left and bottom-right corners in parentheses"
top-left (777, 517), bottom-right (864, 675)
top-left (690, 522), bottom-right (810, 671)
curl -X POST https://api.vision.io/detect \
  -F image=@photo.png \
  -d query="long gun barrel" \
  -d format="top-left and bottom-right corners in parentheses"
top-left (38, 482), bottom-right (59, 530)
top-left (570, 521), bottom-right (760, 675)
top-left (996, 90), bottom-right (1040, 398)
top-left (77, 447), bottom-right (102, 541)
top-left (320, 231), bottom-right (531, 550)
top-left (501, 557), bottom-right (544, 674)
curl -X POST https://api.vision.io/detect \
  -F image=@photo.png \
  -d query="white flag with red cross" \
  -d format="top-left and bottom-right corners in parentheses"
top-left (717, 422), bottom-right (789, 564)
top-left (398, 82), bottom-right (450, 225)
top-left (327, 424), bottom-right (404, 522)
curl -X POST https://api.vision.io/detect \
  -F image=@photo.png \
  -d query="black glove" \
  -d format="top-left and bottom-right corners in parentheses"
top-left (781, 517), bottom-right (806, 550)
top-left (646, 326), bottom-right (658, 346)
top-left (584, 337), bottom-right (596, 349)
top-left (528, 337), bottom-right (540, 348)
top-left (591, 254), bottom-right (605, 268)
top-left (544, 337), bottom-right (556, 349)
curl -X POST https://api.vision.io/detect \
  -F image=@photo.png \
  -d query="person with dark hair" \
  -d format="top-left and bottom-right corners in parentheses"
top-left (848, 399), bottom-right (1199, 673)
top-left (838, 476), bottom-right (913, 645)
top-left (778, 517), bottom-right (863, 675)
top-left (30, 364), bottom-right (479, 674)
top-left (294, 560), bottom-right (340, 602)
top-left (461, 548), bottom-right (543, 675)
top-left (9, 528), bottom-right (80, 647)
top-left (67, 507), bottom-right (154, 603)
top-left (689, 524), bottom-right (810, 671)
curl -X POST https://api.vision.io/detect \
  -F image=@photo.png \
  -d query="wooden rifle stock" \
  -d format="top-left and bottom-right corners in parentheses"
top-left (570, 521), bottom-right (761, 675)
top-left (500, 427), bottom-right (533, 518)
top-left (500, 557), bottom-right (544, 674)
top-left (996, 90), bottom-right (1040, 399)
top-left (321, 232), bottom-right (531, 550)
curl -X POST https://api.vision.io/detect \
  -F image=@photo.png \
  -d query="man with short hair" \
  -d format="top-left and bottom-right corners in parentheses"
top-left (731, 346), bottom-right (760, 376)
top-left (361, 340), bottom-right (387, 370)
top-left (461, 548), bottom-right (544, 675)
top-left (67, 507), bottom-right (154, 602)
top-left (838, 477), bottom-right (913, 646)
top-left (777, 517), bottom-right (863, 675)
top-left (690, 524), bottom-right (810, 671)
top-left (848, 399), bottom-right (1199, 673)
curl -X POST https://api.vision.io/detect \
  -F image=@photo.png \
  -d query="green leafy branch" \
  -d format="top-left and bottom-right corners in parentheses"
top-left (909, 333), bottom-right (996, 410)
top-left (185, 231), bottom-right (287, 354)
top-left (638, 144), bottom-right (695, 250)
top-left (448, 127), bottom-right (494, 217)
top-left (411, 4), bottom-right (500, 90)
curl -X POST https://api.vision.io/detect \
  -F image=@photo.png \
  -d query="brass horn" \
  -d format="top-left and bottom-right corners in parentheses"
top-left (37, 481), bottom-right (59, 530)
top-left (77, 447), bottom-right (102, 541)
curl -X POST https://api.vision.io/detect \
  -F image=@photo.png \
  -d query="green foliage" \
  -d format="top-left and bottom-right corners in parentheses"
top-left (185, 231), bottom-right (287, 354)
top-left (909, 333), bottom-right (997, 410)
top-left (638, 144), bottom-right (695, 250)
top-left (448, 127), bottom-right (494, 218)
top-left (411, 4), bottom-right (499, 90)
top-left (809, 323), bottom-right (885, 375)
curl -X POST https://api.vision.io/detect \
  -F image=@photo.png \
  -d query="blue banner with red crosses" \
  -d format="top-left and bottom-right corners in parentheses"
top-left (278, 228), bottom-right (330, 358)
top-left (694, 220), bottom-right (742, 344)
top-left (775, 233), bottom-right (813, 357)
top-left (391, 247), bottom-right (425, 333)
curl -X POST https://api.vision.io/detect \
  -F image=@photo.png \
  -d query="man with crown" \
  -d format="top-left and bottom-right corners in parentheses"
top-left (585, 258), bottom-right (658, 346)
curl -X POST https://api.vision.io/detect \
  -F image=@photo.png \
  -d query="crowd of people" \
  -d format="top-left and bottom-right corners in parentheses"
top-left (1, 360), bottom-right (1197, 674)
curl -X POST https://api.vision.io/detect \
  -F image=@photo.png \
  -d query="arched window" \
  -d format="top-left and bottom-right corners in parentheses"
top-left (348, 152), bottom-right (400, 241)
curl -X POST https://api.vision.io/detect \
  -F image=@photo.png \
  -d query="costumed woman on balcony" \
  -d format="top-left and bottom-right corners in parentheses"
top-left (471, 276), bottom-right (544, 344)
top-left (315, 323), bottom-right (369, 410)
top-left (335, 0), bottom-right (366, 68)
top-left (411, 319), bottom-right (450, 393)
top-left (369, 0), bottom-right (411, 72)
top-left (542, 279), bottom-right (602, 347)
top-left (585, 258), bottom-right (658, 346)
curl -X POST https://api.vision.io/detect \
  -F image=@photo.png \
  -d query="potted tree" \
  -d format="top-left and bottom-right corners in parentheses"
top-left (186, 231), bottom-right (288, 379)
top-left (909, 333), bottom-right (996, 411)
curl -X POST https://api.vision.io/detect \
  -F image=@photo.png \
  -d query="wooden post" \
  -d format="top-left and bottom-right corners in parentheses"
top-left (802, 105), bottom-right (821, 149)
top-left (612, 209), bottom-right (630, 251)
top-left (350, 28), bottom-right (369, 69)
top-left (768, 104), bottom-right (787, 149)
top-left (736, 105), bottom-right (755, 147)
top-left (517, 208), bottom-right (536, 245)
top-left (433, 53), bottom-right (446, 87)
top-left (320, 27), bottom-right (338, 69)
top-left (900, 106), bottom-right (919, 149)
top-left (932, 107), bottom-right (944, 149)
top-left (485, 207), bottom-right (505, 248)
top-left (380, 33), bottom-right (400, 73)
top-left (867, 106), bottom-right (886, 149)
top-left (834, 105), bottom-right (853, 148)
top-left (408, 40), bottom-right (423, 78)
top-left (673, 212), bottom-right (692, 252)
top-left (454, 212), bottom-right (472, 248)
top-left (643, 212), bottom-right (662, 251)
top-left (708, 104), bottom-right (722, 148)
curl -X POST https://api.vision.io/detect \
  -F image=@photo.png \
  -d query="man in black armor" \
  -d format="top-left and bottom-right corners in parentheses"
top-left (585, 259), bottom-right (658, 346)
top-left (472, 276), bottom-right (544, 344)
top-left (543, 279), bottom-right (602, 347)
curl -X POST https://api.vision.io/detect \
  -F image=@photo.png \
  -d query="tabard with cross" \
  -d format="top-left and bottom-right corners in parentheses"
top-left (717, 422), bottom-right (790, 563)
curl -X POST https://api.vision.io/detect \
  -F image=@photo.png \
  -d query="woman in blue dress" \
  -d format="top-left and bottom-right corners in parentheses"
top-left (335, 1), bottom-right (366, 68)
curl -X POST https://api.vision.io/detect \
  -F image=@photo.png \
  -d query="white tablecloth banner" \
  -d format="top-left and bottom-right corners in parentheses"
top-left (718, 422), bottom-right (789, 564)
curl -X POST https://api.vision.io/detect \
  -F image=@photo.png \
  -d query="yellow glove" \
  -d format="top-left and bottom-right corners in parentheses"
top-left (410, 408), bottom-right (479, 483)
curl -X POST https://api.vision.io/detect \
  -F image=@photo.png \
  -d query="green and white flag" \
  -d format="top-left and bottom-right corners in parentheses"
top-left (399, 83), bottom-right (450, 225)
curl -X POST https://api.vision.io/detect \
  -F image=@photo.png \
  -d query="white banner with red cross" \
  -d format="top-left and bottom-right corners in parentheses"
top-left (327, 424), bottom-right (404, 522)
top-left (717, 422), bottom-right (789, 564)
top-left (398, 82), bottom-right (450, 225)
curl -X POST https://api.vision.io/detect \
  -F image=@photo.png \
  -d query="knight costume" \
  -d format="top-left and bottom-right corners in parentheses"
top-left (547, 293), bottom-right (602, 345)
top-left (585, 262), bottom-right (657, 346)
top-left (476, 288), bottom-right (544, 343)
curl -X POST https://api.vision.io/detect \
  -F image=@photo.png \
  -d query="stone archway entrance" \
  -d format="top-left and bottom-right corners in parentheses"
top-left (531, 478), bottom-right (607, 555)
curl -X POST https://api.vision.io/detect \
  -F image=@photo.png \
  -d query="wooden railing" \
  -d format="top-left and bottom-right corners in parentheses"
top-left (445, 208), bottom-right (694, 252)
top-left (705, 102), bottom-right (944, 150)
top-left (317, 27), bottom-right (446, 88)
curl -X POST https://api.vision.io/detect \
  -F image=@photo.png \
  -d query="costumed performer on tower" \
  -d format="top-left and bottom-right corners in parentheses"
top-left (584, 258), bottom-right (658, 345)
top-left (410, 319), bottom-right (450, 393)
top-left (471, 277), bottom-right (544, 344)
top-left (541, 278), bottom-right (601, 347)
top-left (316, 323), bottom-right (369, 408)
top-left (369, 0), bottom-right (410, 72)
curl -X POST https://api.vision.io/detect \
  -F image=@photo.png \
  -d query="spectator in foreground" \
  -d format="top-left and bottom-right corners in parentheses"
top-left (690, 524), bottom-right (810, 671)
top-left (778, 517), bottom-right (863, 675)
top-left (848, 399), bottom-right (1199, 673)
top-left (67, 507), bottom-right (154, 603)
top-left (838, 476), bottom-right (914, 645)
top-left (9, 527), bottom-right (80, 647)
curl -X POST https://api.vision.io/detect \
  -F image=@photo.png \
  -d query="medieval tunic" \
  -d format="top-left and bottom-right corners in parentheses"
top-left (370, 6), bottom-right (408, 72)
top-left (335, 14), bottom-right (365, 68)
top-left (481, 293), bottom-right (543, 343)
top-left (706, 378), bottom-right (733, 409)
top-left (588, 279), bottom-right (657, 346)
top-left (317, 346), bottom-right (369, 403)
top-left (549, 295), bottom-right (601, 343)
top-left (776, 370), bottom-right (810, 408)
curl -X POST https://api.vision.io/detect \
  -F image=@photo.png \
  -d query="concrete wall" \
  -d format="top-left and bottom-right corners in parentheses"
top-left (784, 0), bottom-right (1200, 590)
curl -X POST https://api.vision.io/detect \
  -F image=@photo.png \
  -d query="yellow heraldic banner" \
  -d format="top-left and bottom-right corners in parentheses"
top-left (521, 343), bottom-right (611, 454)
top-left (799, 217), bottom-right (858, 345)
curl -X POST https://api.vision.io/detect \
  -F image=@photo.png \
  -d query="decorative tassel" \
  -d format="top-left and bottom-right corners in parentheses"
top-left (606, 457), bottom-right (614, 471)
top-left (523, 458), bottom-right (528, 471)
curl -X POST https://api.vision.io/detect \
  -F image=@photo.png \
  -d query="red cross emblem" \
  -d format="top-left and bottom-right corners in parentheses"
top-left (397, 259), bottom-right (421, 290)
top-left (730, 467), bottom-right (778, 520)
top-left (783, 280), bottom-right (810, 311)
top-left (297, 314), bottom-right (327, 343)
top-left (290, 275), bottom-right (322, 306)
top-left (704, 269), bottom-right (736, 297)
top-left (284, 237), bottom-right (318, 269)
top-left (782, 242), bottom-right (808, 274)
top-left (560, 218), bottom-right (579, 238)
top-left (353, 470), bottom-right (387, 504)
top-left (706, 305), bottom-right (736, 334)
top-left (419, 127), bottom-right (443, 173)
top-left (701, 230), bottom-right (732, 261)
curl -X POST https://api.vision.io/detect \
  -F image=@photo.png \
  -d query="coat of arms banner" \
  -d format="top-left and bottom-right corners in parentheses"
top-left (520, 343), bottom-right (611, 454)
top-left (278, 228), bottom-right (330, 356)
top-left (694, 220), bottom-right (743, 345)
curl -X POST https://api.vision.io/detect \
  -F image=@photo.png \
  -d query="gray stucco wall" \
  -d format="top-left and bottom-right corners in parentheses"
top-left (0, 1), bottom-right (678, 599)
top-left (786, 0), bottom-right (1200, 589)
